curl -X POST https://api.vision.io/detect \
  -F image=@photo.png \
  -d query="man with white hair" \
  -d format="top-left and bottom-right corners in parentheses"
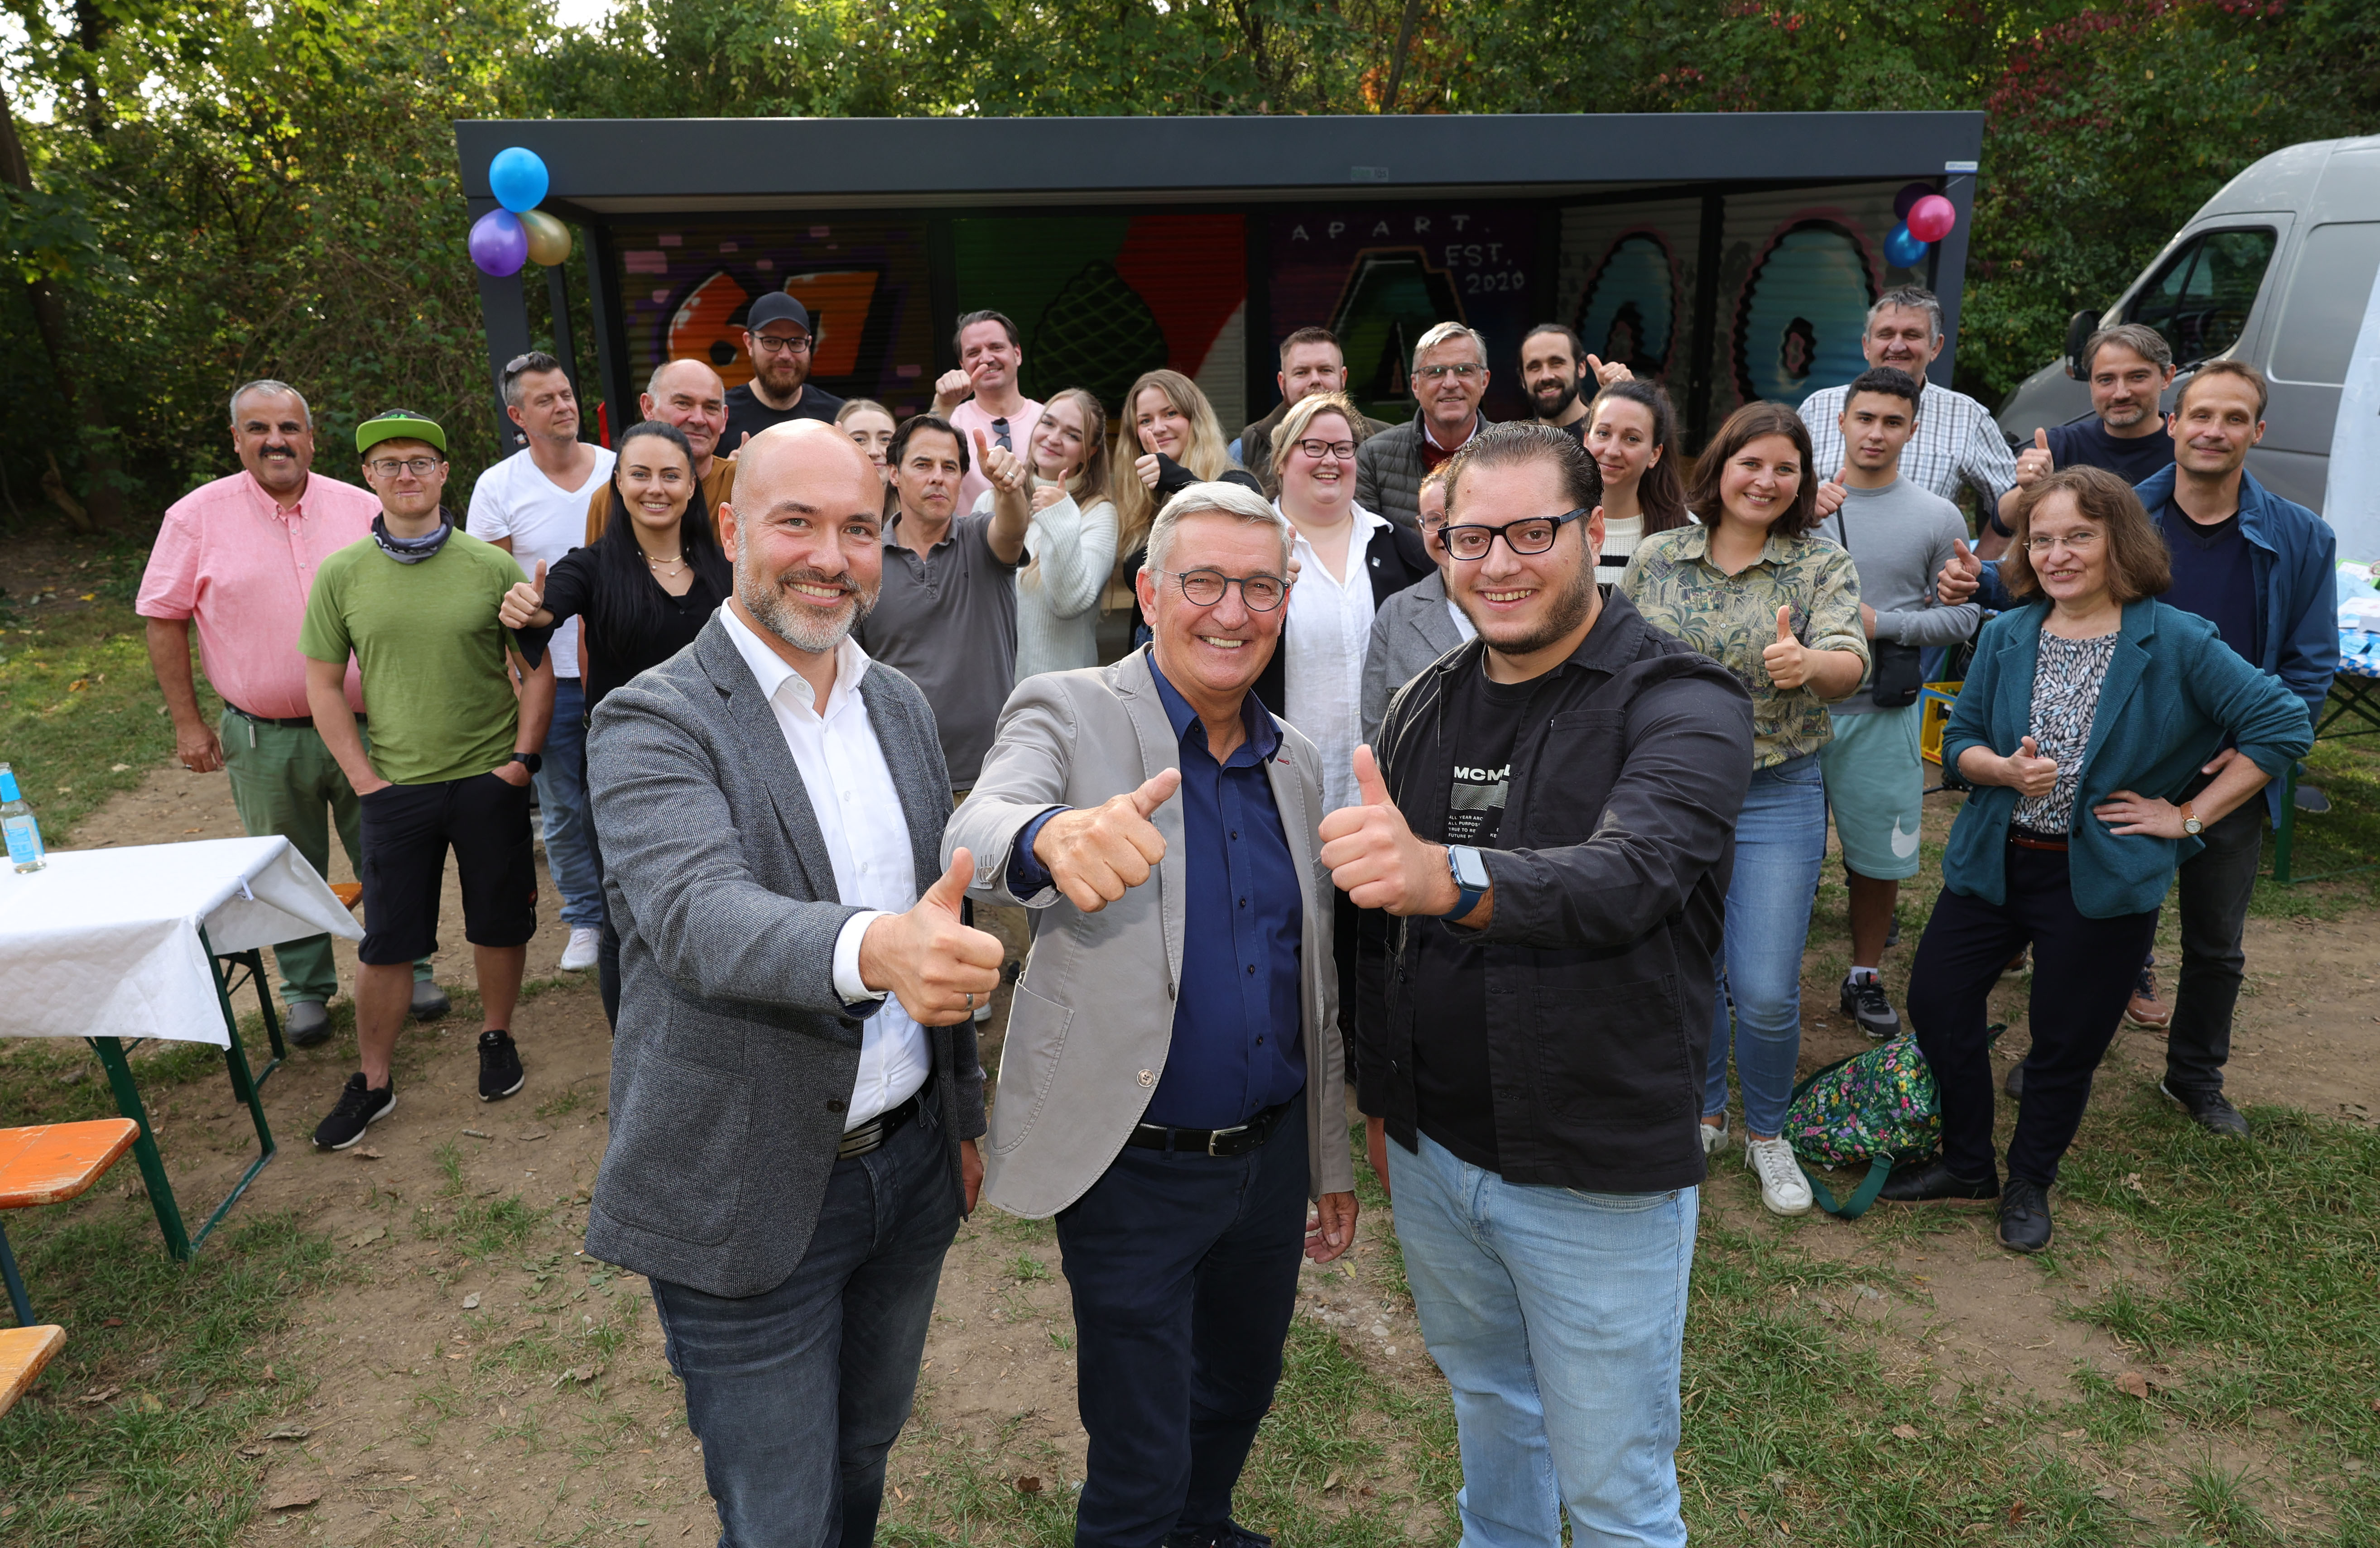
top-left (585, 420), bottom-right (998, 1548)
top-left (1356, 320), bottom-right (1494, 531)
top-left (139, 379), bottom-right (446, 1047)
top-left (947, 480), bottom-right (1357, 1548)
top-left (1798, 286), bottom-right (2016, 538)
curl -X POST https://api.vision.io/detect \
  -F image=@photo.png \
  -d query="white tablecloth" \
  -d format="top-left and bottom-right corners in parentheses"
top-left (0, 836), bottom-right (363, 1047)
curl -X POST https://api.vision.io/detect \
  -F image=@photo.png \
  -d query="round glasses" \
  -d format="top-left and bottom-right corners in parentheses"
top-left (1442, 508), bottom-right (1589, 561)
top-left (1168, 569), bottom-right (1287, 611)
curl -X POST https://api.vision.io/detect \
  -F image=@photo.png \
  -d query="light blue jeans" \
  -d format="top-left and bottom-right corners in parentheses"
top-left (534, 676), bottom-right (604, 929)
top-left (1388, 1132), bottom-right (1697, 1548)
top-left (1708, 752), bottom-right (1827, 1136)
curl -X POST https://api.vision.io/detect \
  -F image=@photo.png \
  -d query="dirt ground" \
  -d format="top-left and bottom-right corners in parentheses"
top-left (53, 767), bottom-right (2380, 1544)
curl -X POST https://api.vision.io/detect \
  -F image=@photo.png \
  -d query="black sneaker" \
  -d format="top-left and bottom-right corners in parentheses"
top-left (313, 1072), bottom-right (395, 1150)
top-left (1997, 1177), bottom-right (2053, 1253)
top-left (478, 1029), bottom-right (524, 1101)
top-left (2160, 1081), bottom-right (2250, 1138)
top-left (1841, 974), bottom-right (1901, 1039)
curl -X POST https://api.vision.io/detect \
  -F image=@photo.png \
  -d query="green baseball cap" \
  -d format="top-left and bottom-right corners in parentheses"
top-left (356, 409), bottom-right (447, 456)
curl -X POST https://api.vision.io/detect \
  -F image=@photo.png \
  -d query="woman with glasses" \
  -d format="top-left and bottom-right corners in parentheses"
top-left (1582, 379), bottom-right (1695, 572)
top-left (1620, 402), bottom-right (1869, 1217)
top-left (497, 421), bottom-right (734, 1026)
top-left (1883, 467), bottom-right (2308, 1252)
top-left (965, 386), bottom-right (1118, 678)
top-left (1114, 369), bottom-right (1264, 645)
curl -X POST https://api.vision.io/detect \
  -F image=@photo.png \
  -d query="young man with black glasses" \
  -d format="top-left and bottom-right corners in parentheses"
top-left (299, 410), bottom-right (556, 1148)
top-left (723, 292), bottom-right (846, 451)
top-left (1322, 423), bottom-right (1752, 1548)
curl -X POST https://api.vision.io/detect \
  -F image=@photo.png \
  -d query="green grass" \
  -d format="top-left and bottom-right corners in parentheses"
top-left (2250, 720), bottom-right (2380, 914)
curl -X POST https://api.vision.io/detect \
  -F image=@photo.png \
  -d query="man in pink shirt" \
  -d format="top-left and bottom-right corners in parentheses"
top-left (139, 379), bottom-right (447, 1046)
top-left (933, 310), bottom-right (1043, 514)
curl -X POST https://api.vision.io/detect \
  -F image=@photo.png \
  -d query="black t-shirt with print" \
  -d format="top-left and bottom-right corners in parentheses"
top-left (1405, 661), bottom-right (1547, 1174)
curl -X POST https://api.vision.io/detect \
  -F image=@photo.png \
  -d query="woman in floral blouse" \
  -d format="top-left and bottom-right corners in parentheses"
top-left (1622, 402), bottom-right (1868, 1217)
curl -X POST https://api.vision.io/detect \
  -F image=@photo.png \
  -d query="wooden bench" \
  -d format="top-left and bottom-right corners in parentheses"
top-left (0, 1120), bottom-right (140, 1328)
top-left (330, 882), bottom-right (363, 912)
top-left (0, 1324), bottom-right (66, 1417)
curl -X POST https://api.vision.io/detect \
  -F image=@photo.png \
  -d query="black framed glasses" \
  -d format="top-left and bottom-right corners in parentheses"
top-left (1291, 438), bottom-right (1357, 461)
top-left (1167, 569), bottom-right (1288, 611)
top-left (1442, 508), bottom-right (1589, 561)
top-left (750, 333), bottom-right (812, 355)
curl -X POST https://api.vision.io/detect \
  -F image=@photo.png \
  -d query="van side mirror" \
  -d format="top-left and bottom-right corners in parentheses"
top-left (2064, 311), bottom-right (2098, 380)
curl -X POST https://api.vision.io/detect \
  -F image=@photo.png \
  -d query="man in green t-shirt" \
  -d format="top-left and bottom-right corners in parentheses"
top-left (299, 409), bottom-right (556, 1149)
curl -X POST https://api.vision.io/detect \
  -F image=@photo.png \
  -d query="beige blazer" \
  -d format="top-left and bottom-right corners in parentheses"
top-left (945, 647), bottom-right (1353, 1218)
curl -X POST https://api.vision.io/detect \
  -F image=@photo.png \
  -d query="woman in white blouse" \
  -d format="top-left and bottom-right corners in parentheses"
top-left (1583, 378), bottom-right (1697, 572)
top-left (972, 386), bottom-right (1117, 679)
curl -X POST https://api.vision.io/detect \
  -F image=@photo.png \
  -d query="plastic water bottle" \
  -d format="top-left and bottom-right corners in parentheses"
top-left (1, 762), bottom-right (46, 872)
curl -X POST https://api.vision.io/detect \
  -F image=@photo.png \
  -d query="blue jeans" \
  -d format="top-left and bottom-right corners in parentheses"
top-left (647, 1101), bottom-right (961, 1548)
top-left (1707, 753), bottom-right (1827, 1136)
top-left (1387, 1132), bottom-right (1696, 1548)
top-left (534, 676), bottom-right (604, 928)
top-left (1055, 1097), bottom-right (1309, 1548)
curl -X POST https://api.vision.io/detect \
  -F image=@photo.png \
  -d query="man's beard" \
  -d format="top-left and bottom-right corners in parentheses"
top-left (1531, 377), bottom-right (1580, 421)
top-left (1467, 554), bottom-right (1599, 657)
top-left (740, 555), bottom-right (874, 653)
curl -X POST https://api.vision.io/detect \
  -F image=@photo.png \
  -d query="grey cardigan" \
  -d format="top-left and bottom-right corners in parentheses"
top-left (582, 614), bottom-right (987, 1298)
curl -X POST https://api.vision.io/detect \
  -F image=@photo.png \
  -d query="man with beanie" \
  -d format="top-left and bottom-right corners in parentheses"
top-left (299, 409), bottom-right (556, 1149)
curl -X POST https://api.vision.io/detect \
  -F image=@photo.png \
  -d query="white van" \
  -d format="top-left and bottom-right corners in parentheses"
top-left (1994, 135), bottom-right (2380, 515)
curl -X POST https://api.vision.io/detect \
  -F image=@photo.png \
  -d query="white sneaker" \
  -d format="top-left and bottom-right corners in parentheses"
top-left (560, 926), bottom-right (601, 972)
top-left (1699, 1117), bottom-right (1731, 1155)
top-left (1745, 1135), bottom-right (1813, 1217)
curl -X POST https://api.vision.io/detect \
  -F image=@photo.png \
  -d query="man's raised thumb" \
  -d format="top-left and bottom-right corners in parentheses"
top-left (1131, 767), bottom-right (1182, 817)
top-left (1833, 465), bottom-right (1848, 485)
top-left (924, 848), bottom-right (973, 913)
top-left (532, 560), bottom-right (548, 589)
top-left (1775, 605), bottom-right (1795, 643)
top-left (1953, 537), bottom-right (1974, 562)
top-left (2019, 736), bottom-right (2041, 759)
top-left (1353, 744), bottom-right (1392, 806)
top-left (972, 428), bottom-right (991, 463)
top-left (2034, 427), bottom-right (2050, 452)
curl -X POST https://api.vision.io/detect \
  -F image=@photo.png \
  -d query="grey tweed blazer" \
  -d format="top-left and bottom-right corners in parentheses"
top-left (1359, 570), bottom-right (1471, 747)
top-left (583, 613), bottom-right (986, 1298)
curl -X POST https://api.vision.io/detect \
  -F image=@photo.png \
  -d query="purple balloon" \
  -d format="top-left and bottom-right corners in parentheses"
top-left (1894, 181), bottom-right (1935, 220)
top-left (470, 209), bottom-right (527, 277)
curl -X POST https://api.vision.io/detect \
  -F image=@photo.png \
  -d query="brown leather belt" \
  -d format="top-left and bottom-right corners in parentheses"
top-left (228, 703), bottom-right (366, 730)
top-left (1128, 1098), bottom-right (1295, 1158)
top-left (2007, 828), bottom-right (2069, 853)
top-left (837, 1084), bottom-right (929, 1160)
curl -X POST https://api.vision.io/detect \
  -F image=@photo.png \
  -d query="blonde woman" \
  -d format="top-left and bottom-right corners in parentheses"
top-left (968, 387), bottom-right (1117, 677)
top-left (1114, 369), bottom-right (1262, 642)
top-left (834, 397), bottom-right (897, 481)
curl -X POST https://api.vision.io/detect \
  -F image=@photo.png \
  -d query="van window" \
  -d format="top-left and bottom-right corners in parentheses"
top-left (2124, 227), bottom-right (2278, 367)
top-left (2270, 222), bottom-right (2380, 386)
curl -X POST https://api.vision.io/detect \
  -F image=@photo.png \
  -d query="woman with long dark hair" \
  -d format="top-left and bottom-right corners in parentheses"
top-left (499, 420), bottom-right (733, 1022)
top-left (1582, 378), bottom-right (1692, 572)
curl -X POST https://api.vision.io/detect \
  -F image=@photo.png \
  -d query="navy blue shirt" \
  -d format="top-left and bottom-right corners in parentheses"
top-left (2045, 413), bottom-right (2175, 489)
top-left (1009, 653), bottom-right (1306, 1127)
top-left (2158, 501), bottom-right (2260, 667)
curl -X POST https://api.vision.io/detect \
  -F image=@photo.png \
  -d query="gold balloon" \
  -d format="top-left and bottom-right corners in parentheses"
top-left (520, 209), bottom-right (572, 268)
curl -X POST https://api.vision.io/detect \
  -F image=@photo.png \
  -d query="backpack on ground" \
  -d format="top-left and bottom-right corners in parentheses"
top-left (1782, 1029), bottom-right (1990, 1219)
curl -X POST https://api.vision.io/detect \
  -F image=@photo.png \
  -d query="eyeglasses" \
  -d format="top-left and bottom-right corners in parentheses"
top-left (1417, 364), bottom-right (1483, 383)
top-left (2024, 528), bottom-right (2104, 554)
top-left (1443, 508), bottom-right (1589, 561)
top-left (365, 456), bottom-right (441, 477)
top-left (1292, 438), bottom-right (1357, 461)
top-left (750, 333), bottom-right (812, 355)
top-left (1168, 569), bottom-right (1288, 611)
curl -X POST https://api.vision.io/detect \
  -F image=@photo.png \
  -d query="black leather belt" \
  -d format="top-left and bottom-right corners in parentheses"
top-left (228, 703), bottom-right (365, 730)
top-left (1128, 1098), bottom-right (1295, 1158)
top-left (837, 1083), bottom-right (930, 1160)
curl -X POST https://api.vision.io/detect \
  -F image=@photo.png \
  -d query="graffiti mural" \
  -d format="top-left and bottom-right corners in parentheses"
top-left (1732, 219), bottom-right (1879, 407)
top-left (1574, 230), bottom-right (1678, 381)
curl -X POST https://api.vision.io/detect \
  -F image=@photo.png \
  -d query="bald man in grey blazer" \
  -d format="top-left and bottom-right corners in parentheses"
top-left (947, 481), bottom-right (1356, 1548)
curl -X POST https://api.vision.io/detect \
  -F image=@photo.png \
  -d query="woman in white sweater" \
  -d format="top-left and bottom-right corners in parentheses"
top-left (1584, 378), bottom-right (1696, 571)
top-left (972, 385), bottom-right (1118, 679)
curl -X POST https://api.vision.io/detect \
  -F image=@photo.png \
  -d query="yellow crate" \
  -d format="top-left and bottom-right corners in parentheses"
top-left (1918, 681), bottom-right (1964, 766)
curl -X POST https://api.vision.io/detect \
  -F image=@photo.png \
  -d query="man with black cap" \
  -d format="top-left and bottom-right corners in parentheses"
top-left (299, 409), bottom-right (557, 1150)
top-left (723, 293), bottom-right (846, 451)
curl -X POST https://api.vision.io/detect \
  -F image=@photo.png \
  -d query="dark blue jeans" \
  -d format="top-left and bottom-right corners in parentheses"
top-left (649, 1101), bottom-right (961, 1548)
top-left (535, 676), bottom-right (605, 928)
top-left (1056, 1097), bottom-right (1309, 1548)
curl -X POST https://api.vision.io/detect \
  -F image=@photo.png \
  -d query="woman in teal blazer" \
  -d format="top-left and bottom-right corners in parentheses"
top-left (1881, 468), bottom-right (2311, 1254)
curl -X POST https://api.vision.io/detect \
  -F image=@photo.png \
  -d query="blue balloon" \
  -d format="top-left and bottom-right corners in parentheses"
top-left (1883, 222), bottom-right (1930, 270)
top-left (489, 147), bottom-right (549, 214)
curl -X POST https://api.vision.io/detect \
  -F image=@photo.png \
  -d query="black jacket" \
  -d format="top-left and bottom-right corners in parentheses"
top-left (1360, 588), bottom-right (1754, 1193)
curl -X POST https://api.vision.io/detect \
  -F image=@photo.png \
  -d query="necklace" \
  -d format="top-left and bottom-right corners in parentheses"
top-left (647, 551), bottom-right (686, 575)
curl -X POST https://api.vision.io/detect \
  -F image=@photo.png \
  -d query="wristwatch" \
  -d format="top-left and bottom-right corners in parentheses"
top-left (1441, 845), bottom-right (1492, 919)
top-left (2180, 801), bottom-right (2202, 836)
top-left (508, 752), bottom-right (543, 776)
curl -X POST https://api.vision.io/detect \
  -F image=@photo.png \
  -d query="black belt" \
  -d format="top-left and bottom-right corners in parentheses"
top-left (837, 1082), bottom-right (930, 1160)
top-left (228, 703), bottom-right (365, 730)
top-left (1127, 1098), bottom-right (1295, 1159)
top-left (2008, 825), bottom-right (2069, 853)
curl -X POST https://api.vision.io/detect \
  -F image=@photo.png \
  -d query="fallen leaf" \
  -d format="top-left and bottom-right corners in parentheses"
top-left (398, 1475), bottom-right (417, 1481)
top-left (263, 1422), bottom-right (311, 1440)
top-left (102, 1318), bottom-right (123, 1328)
top-left (1322, 1470), bottom-right (1344, 1491)
top-left (110, 762), bottom-right (129, 772)
top-left (239, 1444), bottom-right (266, 1457)
top-left (462, 1294), bottom-right (481, 1310)
top-left (1016, 1476), bottom-right (1043, 1495)
top-left (77, 1386), bottom-right (122, 1405)
top-left (2006, 1501), bottom-right (2030, 1527)
top-left (1891, 1424), bottom-right (1921, 1440)
top-left (347, 1226), bottom-right (386, 1248)
top-left (351, 1148), bottom-right (384, 1160)
top-left (2116, 1371), bottom-right (2150, 1399)
top-left (462, 1128), bottom-right (492, 1139)
top-left (265, 1483), bottom-right (322, 1511)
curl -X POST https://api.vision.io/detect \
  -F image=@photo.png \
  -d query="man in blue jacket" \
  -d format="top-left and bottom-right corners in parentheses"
top-left (1940, 360), bottom-right (2334, 1137)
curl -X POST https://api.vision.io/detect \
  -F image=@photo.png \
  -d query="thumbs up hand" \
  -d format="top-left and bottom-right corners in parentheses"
top-left (1586, 353), bottom-right (1634, 387)
top-left (931, 368), bottom-right (974, 417)
top-left (1762, 605), bottom-right (1816, 690)
top-left (976, 428), bottom-right (1029, 496)
top-left (859, 848), bottom-right (1007, 1025)
top-left (1937, 537), bottom-right (1982, 605)
top-left (1320, 746), bottom-right (1467, 917)
top-left (2002, 734), bottom-right (2059, 800)
top-left (1030, 769), bottom-right (1180, 912)
top-left (499, 559), bottom-right (552, 631)
top-left (1814, 464), bottom-right (1850, 519)
top-left (2015, 427), bottom-right (2053, 488)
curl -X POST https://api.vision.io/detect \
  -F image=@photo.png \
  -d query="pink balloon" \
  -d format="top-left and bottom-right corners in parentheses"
top-left (1906, 195), bottom-right (1957, 244)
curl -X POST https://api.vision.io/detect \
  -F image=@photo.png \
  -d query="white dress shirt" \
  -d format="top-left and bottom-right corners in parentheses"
top-left (1282, 501), bottom-right (1392, 816)
top-left (720, 606), bottom-right (930, 1130)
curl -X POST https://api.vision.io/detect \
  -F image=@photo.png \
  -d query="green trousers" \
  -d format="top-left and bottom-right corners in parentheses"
top-left (218, 707), bottom-right (433, 1007)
